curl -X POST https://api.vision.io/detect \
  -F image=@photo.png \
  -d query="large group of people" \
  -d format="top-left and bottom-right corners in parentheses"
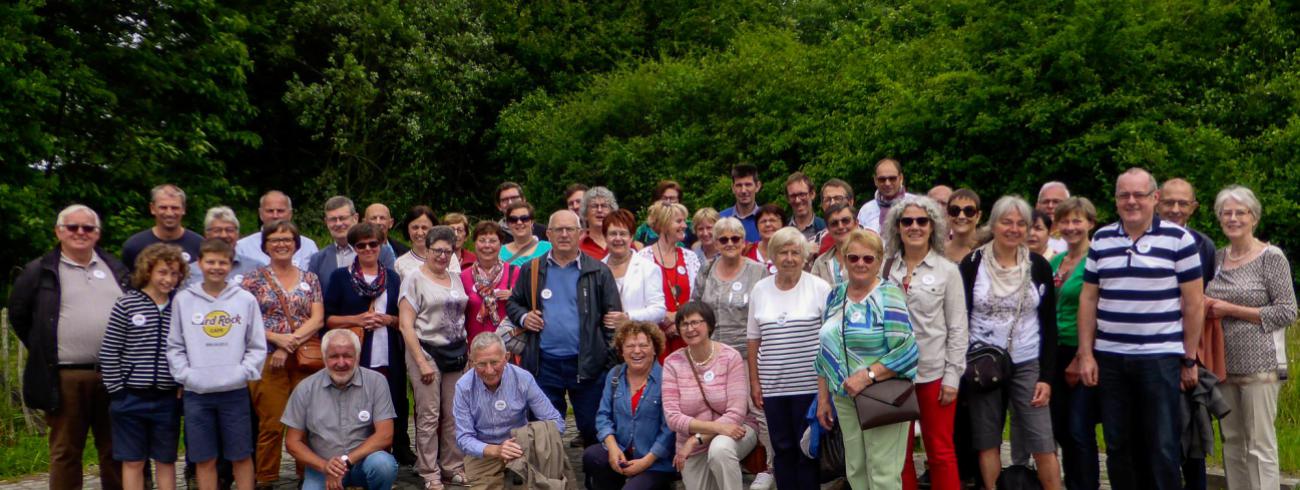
top-left (7, 160), bottom-right (1295, 490)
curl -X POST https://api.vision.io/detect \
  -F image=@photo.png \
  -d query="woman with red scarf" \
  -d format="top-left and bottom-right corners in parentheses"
top-left (636, 202), bottom-right (701, 361)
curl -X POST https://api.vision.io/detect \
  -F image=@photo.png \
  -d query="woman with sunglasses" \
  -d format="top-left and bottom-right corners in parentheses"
top-left (944, 189), bottom-right (982, 264)
top-left (744, 204), bottom-right (787, 274)
top-left (815, 228), bottom-right (920, 490)
top-left (747, 227), bottom-right (831, 489)
top-left (690, 216), bottom-right (775, 486)
top-left (500, 201), bottom-right (552, 266)
top-left (881, 197), bottom-right (968, 490)
top-left (636, 202), bottom-right (702, 361)
top-left (810, 203), bottom-right (857, 286)
top-left (957, 196), bottom-right (1060, 490)
top-left (323, 221), bottom-right (412, 467)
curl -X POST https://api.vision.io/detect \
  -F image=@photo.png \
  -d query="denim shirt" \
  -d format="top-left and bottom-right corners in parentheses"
top-left (595, 363), bottom-right (676, 474)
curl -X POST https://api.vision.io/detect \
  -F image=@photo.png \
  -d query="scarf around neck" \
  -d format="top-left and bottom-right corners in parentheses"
top-left (349, 259), bottom-right (387, 300)
top-left (876, 187), bottom-right (907, 229)
top-left (978, 242), bottom-right (1029, 298)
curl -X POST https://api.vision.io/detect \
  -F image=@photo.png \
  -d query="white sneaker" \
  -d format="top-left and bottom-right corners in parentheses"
top-left (750, 471), bottom-right (775, 490)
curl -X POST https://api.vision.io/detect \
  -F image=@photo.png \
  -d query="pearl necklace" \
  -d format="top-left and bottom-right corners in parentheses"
top-left (1226, 239), bottom-right (1260, 263)
top-left (686, 343), bottom-right (716, 367)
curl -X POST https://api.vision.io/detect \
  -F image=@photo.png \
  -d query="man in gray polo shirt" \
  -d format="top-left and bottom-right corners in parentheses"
top-left (9, 204), bottom-right (128, 489)
top-left (283, 329), bottom-right (398, 490)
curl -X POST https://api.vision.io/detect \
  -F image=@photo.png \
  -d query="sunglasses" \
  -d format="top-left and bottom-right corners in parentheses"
top-left (899, 216), bottom-right (931, 227)
top-left (948, 205), bottom-right (978, 218)
top-left (60, 224), bottom-right (100, 234)
top-left (828, 217), bottom-right (854, 228)
top-left (354, 240), bottom-right (382, 250)
top-left (845, 254), bottom-right (877, 265)
top-left (716, 236), bottom-right (744, 245)
top-left (506, 215), bottom-right (532, 224)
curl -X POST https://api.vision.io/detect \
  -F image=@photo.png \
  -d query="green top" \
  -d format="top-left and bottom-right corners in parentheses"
top-left (1050, 252), bottom-right (1086, 347)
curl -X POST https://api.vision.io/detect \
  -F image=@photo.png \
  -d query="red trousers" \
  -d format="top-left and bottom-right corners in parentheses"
top-left (903, 380), bottom-right (961, 490)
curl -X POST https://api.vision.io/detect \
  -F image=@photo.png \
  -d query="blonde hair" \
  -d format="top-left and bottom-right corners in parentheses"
top-left (647, 202), bottom-right (689, 235)
top-left (131, 243), bottom-right (189, 289)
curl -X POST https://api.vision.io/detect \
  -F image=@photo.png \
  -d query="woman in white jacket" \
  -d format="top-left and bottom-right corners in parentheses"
top-left (601, 209), bottom-right (667, 326)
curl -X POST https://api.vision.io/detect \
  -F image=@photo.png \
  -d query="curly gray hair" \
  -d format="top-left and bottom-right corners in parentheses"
top-left (883, 195), bottom-right (948, 257)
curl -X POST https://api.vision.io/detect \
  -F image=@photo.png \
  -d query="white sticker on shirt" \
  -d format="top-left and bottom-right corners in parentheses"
top-left (703, 371), bottom-right (716, 383)
top-left (676, 265), bottom-right (686, 275)
top-left (299, 282), bottom-right (311, 292)
top-left (731, 281), bottom-right (743, 292)
top-left (922, 274), bottom-right (935, 286)
top-left (232, 274), bottom-right (243, 284)
top-left (93, 270), bottom-right (107, 280)
top-left (192, 313), bottom-right (204, 324)
top-left (131, 314), bottom-right (147, 326)
top-left (541, 288), bottom-right (553, 300)
top-left (494, 400), bottom-right (508, 411)
top-left (358, 410), bottom-right (370, 422)
top-left (850, 310), bottom-right (866, 324)
top-left (182, 252), bottom-right (192, 262)
top-left (1138, 242), bottom-right (1152, 254)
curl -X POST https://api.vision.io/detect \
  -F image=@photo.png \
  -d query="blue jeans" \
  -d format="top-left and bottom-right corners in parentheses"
top-left (762, 394), bottom-right (818, 490)
top-left (302, 451), bottom-right (398, 490)
top-left (537, 353), bottom-right (605, 443)
top-left (1051, 345), bottom-right (1100, 490)
top-left (1097, 352), bottom-right (1183, 490)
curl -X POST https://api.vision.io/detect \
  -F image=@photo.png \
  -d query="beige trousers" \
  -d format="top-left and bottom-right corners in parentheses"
top-left (681, 427), bottom-right (758, 490)
top-left (405, 349), bottom-right (466, 486)
top-left (1219, 375), bottom-right (1281, 490)
top-left (464, 454), bottom-right (507, 490)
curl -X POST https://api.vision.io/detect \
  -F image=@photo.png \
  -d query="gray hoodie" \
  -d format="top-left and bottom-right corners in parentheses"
top-left (167, 282), bottom-right (267, 393)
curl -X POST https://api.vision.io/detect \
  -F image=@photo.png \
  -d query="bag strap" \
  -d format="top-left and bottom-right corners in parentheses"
top-left (687, 350), bottom-right (724, 417)
top-left (883, 256), bottom-right (898, 286)
top-left (502, 237), bottom-right (537, 266)
top-left (264, 267), bottom-right (297, 333)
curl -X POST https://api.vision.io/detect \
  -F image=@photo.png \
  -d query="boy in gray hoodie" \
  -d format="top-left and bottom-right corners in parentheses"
top-left (167, 238), bottom-right (266, 490)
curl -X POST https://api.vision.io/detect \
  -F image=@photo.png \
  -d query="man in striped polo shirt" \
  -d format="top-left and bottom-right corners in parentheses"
top-left (1074, 168), bottom-right (1205, 490)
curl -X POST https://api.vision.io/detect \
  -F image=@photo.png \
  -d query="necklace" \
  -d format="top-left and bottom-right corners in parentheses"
top-left (656, 241), bottom-right (676, 268)
top-left (686, 342), bottom-right (716, 367)
top-left (1227, 240), bottom-right (1259, 262)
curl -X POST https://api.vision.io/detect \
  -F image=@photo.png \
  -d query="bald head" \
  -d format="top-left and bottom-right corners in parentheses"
top-left (547, 210), bottom-right (581, 257)
top-left (364, 203), bottom-right (394, 236)
top-left (927, 185), bottom-right (953, 209)
top-left (1158, 178), bottom-right (1198, 226)
top-left (258, 190), bottom-right (293, 224)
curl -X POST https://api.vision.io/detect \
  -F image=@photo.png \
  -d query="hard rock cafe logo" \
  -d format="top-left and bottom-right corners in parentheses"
top-left (201, 310), bottom-right (242, 338)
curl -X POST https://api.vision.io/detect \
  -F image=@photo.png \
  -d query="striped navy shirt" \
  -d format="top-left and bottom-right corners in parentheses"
top-left (98, 289), bottom-right (177, 393)
top-left (746, 272), bottom-right (831, 397)
top-left (1083, 217), bottom-right (1202, 355)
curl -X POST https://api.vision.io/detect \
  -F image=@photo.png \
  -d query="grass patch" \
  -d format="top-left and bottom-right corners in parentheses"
top-left (0, 429), bottom-right (100, 481)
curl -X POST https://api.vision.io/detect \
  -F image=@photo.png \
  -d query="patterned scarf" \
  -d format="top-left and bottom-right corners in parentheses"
top-left (473, 261), bottom-right (505, 326)
top-left (349, 258), bottom-right (387, 300)
top-left (875, 186), bottom-right (907, 230)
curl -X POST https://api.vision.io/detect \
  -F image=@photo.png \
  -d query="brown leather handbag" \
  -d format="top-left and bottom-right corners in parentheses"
top-left (839, 297), bottom-right (919, 430)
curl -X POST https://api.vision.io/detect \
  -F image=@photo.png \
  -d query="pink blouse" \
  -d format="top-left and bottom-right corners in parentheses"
top-left (459, 263), bottom-right (521, 342)
top-left (661, 342), bottom-right (756, 457)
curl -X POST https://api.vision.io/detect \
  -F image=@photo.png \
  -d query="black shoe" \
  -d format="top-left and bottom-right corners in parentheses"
top-left (395, 449), bottom-right (418, 467)
top-left (918, 470), bottom-right (932, 489)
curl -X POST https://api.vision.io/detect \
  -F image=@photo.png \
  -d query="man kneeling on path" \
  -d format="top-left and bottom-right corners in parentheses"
top-left (283, 329), bottom-right (399, 490)
top-left (454, 332), bottom-right (573, 490)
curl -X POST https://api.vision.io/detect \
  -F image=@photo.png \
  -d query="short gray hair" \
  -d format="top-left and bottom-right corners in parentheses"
top-left (580, 186), bottom-right (618, 218)
top-left (260, 190), bottom-right (292, 210)
top-left (425, 225), bottom-right (458, 250)
top-left (204, 206), bottom-right (240, 230)
top-left (1115, 167), bottom-right (1157, 194)
top-left (883, 196), bottom-right (947, 257)
top-left (984, 195), bottom-right (1034, 234)
top-left (767, 227), bottom-right (809, 262)
top-left (712, 217), bottom-right (745, 239)
top-left (322, 329), bottom-right (361, 355)
top-left (151, 184), bottom-right (187, 206)
top-left (324, 195), bottom-right (356, 215)
top-left (1038, 181), bottom-right (1070, 199)
top-left (57, 204), bottom-right (101, 228)
top-left (471, 332), bottom-right (506, 355)
top-left (1214, 185), bottom-right (1262, 223)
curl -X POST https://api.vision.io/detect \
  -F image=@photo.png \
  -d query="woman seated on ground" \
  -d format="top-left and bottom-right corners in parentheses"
top-left (583, 321), bottom-right (679, 490)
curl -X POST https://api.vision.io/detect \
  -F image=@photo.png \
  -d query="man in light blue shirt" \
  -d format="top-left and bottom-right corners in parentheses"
top-left (454, 333), bottom-right (563, 488)
top-left (235, 190), bottom-right (319, 269)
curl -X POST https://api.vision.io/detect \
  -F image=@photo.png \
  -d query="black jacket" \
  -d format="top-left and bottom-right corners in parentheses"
top-left (506, 254), bottom-right (623, 383)
top-left (958, 248), bottom-right (1058, 382)
top-left (8, 247), bottom-right (130, 411)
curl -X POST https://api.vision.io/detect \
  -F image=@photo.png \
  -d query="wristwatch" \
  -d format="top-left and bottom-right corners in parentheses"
top-left (867, 369), bottom-right (878, 383)
top-left (1181, 357), bottom-right (1197, 368)
top-left (694, 434), bottom-right (704, 445)
top-left (339, 455), bottom-right (352, 470)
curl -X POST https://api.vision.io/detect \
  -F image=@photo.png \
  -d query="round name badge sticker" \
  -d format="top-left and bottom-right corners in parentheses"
top-left (703, 370), bottom-right (716, 383)
top-left (851, 310), bottom-right (866, 324)
top-left (1138, 242), bottom-right (1152, 254)
top-left (232, 274), bottom-right (244, 284)
top-left (541, 288), bottom-right (553, 300)
top-left (731, 281), bottom-right (743, 292)
top-left (494, 400), bottom-right (508, 411)
top-left (192, 313), bottom-right (205, 324)
top-left (131, 314), bottom-right (147, 326)
top-left (922, 274), bottom-right (935, 286)
top-left (677, 265), bottom-right (686, 275)
top-left (358, 410), bottom-right (370, 422)
top-left (182, 252), bottom-right (192, 262)
top-left (299, 282), bottom-right (311, 292)
top-left (92, 269), bottom-right (107, 280)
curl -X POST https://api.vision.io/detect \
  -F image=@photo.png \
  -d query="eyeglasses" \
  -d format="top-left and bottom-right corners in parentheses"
top-left (680, 319), bottom-right (708, 329)
top-left (326, 215), bottom-right (354, 224)
top-left (498, 194), bottom-right (522, 204)
top-left (429, 248), bottom-right (454, 257)
top-left (787, 191), bottom-right (811, 202)
top-left (354, 240), bottom-right (382, 250)
top-left (875, 175), bottom-right (899, 184)
top-left (899, 216), bottom-right (931, 228)
top-left (1218, 209), bottom-right (1251, 219)
top-left (266, 237), bottom-right (295, 245)
top-left (828, 217), bottom-right (854, 228)
top-left (844, 254), bottom-right (877, 265)
top-left (716, 236), bottom-right (744, 245)
top-left (1115, 190), bottom-right (1155, 201)
top-left (1161, 199), bottom-right (1196, 209)
top-left (506, 215), bottom-right (532, 224)
top-left (948, 205), bottom-right (978, 218)
top-left (823, 195), bottom-right (848, 204)
top-left (59, 224), bottom-right (100, 234)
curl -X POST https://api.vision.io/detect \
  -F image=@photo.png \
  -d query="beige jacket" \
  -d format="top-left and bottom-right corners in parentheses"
top-left (505, 421), bottom-right (576, 490)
